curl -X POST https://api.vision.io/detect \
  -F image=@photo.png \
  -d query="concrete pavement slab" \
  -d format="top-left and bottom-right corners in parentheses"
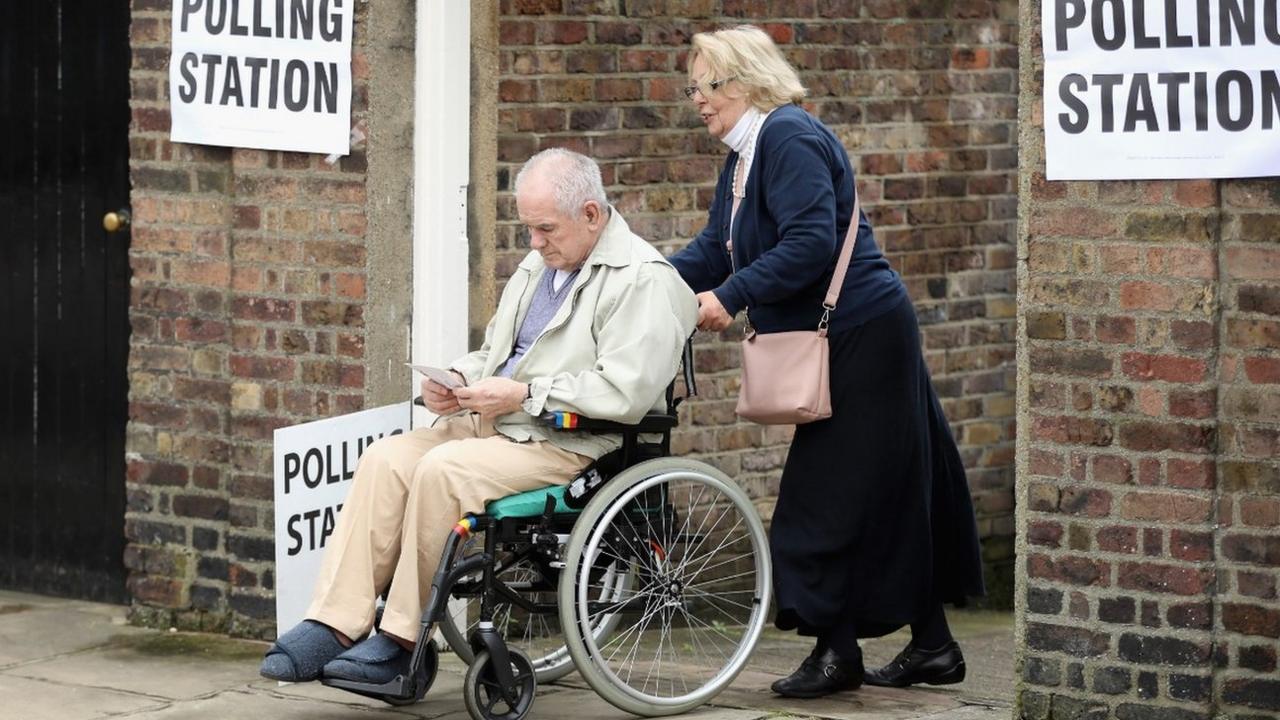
top-left (0, 590), bottom-right (1015, 720)
top-left (9, 635), bottom-right (263, 701)
top-left (0, 599), bottom-right (147, 668)
top-left (117, 688), bottom-right (425, 719)
top-left (0, 674), bottom-right (167, 720)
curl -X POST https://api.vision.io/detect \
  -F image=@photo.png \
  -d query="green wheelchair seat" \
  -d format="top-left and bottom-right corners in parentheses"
top-left (486, 485), bottom-right (577, 520)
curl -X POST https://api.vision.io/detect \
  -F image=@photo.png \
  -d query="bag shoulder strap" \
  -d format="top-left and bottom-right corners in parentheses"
top-left (823, 182), bottom-right (861, 310)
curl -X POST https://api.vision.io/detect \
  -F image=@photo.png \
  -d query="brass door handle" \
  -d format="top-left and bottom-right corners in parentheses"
top-left (103, 209), bottom-right (131, 233)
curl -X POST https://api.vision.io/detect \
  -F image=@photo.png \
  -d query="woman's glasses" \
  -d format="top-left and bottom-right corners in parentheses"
top-left (682, 76), bottom-right (736, 99)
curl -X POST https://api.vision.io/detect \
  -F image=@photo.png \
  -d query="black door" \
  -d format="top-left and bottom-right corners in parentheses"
top-left (0, 1), bottom-right (132, 602)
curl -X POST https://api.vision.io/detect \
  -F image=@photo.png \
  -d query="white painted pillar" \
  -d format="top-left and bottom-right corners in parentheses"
top-left (412, 0), bottom-right (471, 427)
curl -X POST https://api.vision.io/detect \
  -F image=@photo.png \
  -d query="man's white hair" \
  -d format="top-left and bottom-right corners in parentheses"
top-left (514, 148), bottom-right (609, 217)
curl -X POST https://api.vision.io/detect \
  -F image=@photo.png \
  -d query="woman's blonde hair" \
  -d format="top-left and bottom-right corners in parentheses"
top-left (689, 25), bottom-right (806, 111)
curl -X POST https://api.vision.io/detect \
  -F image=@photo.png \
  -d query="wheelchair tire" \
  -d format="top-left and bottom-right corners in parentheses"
top-left (441, 534), bottom-right (634, 683)
top-left (558, 458), bottom-right (772, 716)
top-left (463, 649), bottom-right (537, 720)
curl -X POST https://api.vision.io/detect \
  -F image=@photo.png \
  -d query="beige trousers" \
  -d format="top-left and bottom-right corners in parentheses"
top-left (305, 412), bottom-right (588, 641)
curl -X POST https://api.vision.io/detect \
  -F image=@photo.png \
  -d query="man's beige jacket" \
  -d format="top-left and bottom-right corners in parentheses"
top-left (449, 208), bottom-right (699, 459)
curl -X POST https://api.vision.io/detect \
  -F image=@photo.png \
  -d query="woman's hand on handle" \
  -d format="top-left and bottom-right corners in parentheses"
top-left (695, 291), bottom-right (734, 332)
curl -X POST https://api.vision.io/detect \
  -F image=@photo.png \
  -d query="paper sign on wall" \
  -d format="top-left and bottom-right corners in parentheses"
top-left (1042, 0), bottom-right (1280, 180)
top-left (272, 402), bottom-right (411, 635)
top-left (169, 0), bottom-right (355, 155)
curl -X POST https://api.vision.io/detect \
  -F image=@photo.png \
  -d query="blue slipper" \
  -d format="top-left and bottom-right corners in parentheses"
top-left (322, 633), bottom-right (413, 684)
top-left (260, 620), bottom-right (347, 682)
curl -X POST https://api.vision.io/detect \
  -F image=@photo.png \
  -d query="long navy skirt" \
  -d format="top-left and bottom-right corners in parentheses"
top-left (769, 297), bottom-right (985, 657)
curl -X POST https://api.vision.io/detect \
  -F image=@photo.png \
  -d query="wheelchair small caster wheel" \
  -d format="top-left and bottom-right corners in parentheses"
top-left (463, 648), bottom-right (536, 720)
top-left (382, 641), bottom-right (438, 707)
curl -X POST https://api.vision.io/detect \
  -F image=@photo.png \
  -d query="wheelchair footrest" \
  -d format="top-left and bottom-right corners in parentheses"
top-left (321, 675), bottom-right (415, 702)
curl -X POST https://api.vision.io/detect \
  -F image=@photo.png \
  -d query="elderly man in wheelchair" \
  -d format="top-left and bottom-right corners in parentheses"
top-left (260, 148), bottom-right (772, 719)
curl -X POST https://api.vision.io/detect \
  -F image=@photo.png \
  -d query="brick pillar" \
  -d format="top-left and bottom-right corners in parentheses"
top-left (1016, 1), bottom-right (1280, 717)
top-left (126, 0), bottom-right (414, 636)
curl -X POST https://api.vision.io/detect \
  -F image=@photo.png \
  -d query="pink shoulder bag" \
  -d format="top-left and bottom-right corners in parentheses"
top-left (731, 179), bottom-right (860, 425)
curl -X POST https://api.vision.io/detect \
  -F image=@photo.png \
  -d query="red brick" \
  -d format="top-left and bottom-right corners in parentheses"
top-left (1097, 526), bottom-right (1139, 553)
top-left (1169, 529), bottom-right (1214, 561)
top-left (173, 378), bottom-right (231, 404)
top-left (1118, 421), bottom-right (1215, 454)
top-left (130, 402), bottom-right (188, 428)
top-left (231, 297), bottom-right (295, 323)
top-left (1244, 357), bottom-right (1280, 384)
top-left (1031, 415), bottom-right (1114, 446)
top-left (1121, 492), bottom-right (1213, 523)
top-left (1118, 562), bottom-right (1214, 596)
top-left (1027, 554), bottom-right (1110, 587)
top-left (1238, 284), bottom-right (1280, 316)
top-left (1092, 455), bottom-right (1133, 484)
top-left (1122, 352), bottom-right (1208, 383)
top-left (540, 21), bottom-right (588, 44)
top-left (1028, 521), bottom-right (1063, 547)
top-left (127, 460), bottom-right (189, 487)
top-left (1238, 571), bottom-right (1278, 598)
top-left (175, 318), bottom-right (228, 344)
top-left (1223, 603), bottom-right (1280, 639)
top-left (1059, 487), bottom-right (1113, 517)
top-left (1096, 316), bottom-right (1136, 344)
top-left (1227, 318), bottom-right (1280, 350)
top-left (950, 47), bottom-right (990, 69)
top-left (1167, 459), bottom-right (1216, 489)
top-left (1170, 320), bottom-right (1215, 350)
top-left (1029, 347), bottom-right (1113, 378)
top-left (1226, 246), bottom-right (1280, 280)
top-left (1169, 389), bottom-right (1216, 419)
top-left (1240, 497), bottom-right (1280, 527)
top-left (229, 355), bottom-right (296, 381)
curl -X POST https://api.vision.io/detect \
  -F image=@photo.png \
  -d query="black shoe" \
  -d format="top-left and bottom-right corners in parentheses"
top-left (863, 641), bottom-right (966, 688)
top-left (770, 646), bottom-right (864, 698)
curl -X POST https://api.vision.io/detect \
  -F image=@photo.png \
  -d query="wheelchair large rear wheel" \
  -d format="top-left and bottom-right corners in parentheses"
top-left (558, 458), bottom-right (771, 716)
top-left (441, 537), bottom-right (633, 682)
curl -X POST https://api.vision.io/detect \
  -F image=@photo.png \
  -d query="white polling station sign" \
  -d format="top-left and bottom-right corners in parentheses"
top-left (272, 402), bottom-right (411, 634)
top-left (1043, 0), bottom-right (1280, 179)
top-left (169, 0), bottom-right (355, 155)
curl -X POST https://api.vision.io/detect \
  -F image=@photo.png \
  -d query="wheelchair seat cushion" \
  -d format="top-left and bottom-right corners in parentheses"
top-left (486, 485), bottom-right (574, 520)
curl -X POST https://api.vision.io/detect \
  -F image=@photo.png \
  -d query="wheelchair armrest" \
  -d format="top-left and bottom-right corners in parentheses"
top-left (540, 411), bottom-right (677, 434)
top-left (413, 398), bottom-right (677, 433)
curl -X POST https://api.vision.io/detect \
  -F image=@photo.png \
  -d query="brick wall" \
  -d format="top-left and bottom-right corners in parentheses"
top-left (125, 0), bottom-right (411, 636)
top-left (494, 0), bottom-right (1020, 600)
top-left (123, 0), bottom-right (1020, 635)
top-left (1017, 1), bottom-right (1280, 717)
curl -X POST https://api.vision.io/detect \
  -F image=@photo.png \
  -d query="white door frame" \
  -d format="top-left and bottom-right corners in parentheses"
top-left (411, 0), bottom-right (471, 426)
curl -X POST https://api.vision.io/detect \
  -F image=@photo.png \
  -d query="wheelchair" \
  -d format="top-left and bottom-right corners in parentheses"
top-left (321, 344), bottom-right (773, 719)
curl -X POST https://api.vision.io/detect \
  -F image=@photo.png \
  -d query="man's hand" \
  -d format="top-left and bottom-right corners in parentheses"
top-left (695, 291), bottom-right (734, 332)
top-left (454, 377), bottom-right (529, 419)
top-left (421, 374), bottom-right (464, 415)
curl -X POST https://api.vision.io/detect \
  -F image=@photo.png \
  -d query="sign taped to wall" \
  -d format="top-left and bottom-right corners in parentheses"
top-left (1042, 0), bottom-right (1280, 179)
top-left (169, 0), bottom-right (354, 155)
top-left (272, 402), bottom-right (410, 635)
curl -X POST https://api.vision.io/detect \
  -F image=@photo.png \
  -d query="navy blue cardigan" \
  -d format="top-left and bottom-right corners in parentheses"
top-left (670, 104), bottom-right (905, 335)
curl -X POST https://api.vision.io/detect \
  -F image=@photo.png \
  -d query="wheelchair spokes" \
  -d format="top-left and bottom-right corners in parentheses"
top-left (562, 463), bottom-right (771, 715)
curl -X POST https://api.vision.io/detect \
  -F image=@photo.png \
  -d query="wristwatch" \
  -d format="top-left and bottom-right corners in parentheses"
top-left (526, 383), bottom-right (533, 400)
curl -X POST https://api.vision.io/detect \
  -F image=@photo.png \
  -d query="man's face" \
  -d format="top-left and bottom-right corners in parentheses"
top-left (516, 182), bottom-right (604, 272)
